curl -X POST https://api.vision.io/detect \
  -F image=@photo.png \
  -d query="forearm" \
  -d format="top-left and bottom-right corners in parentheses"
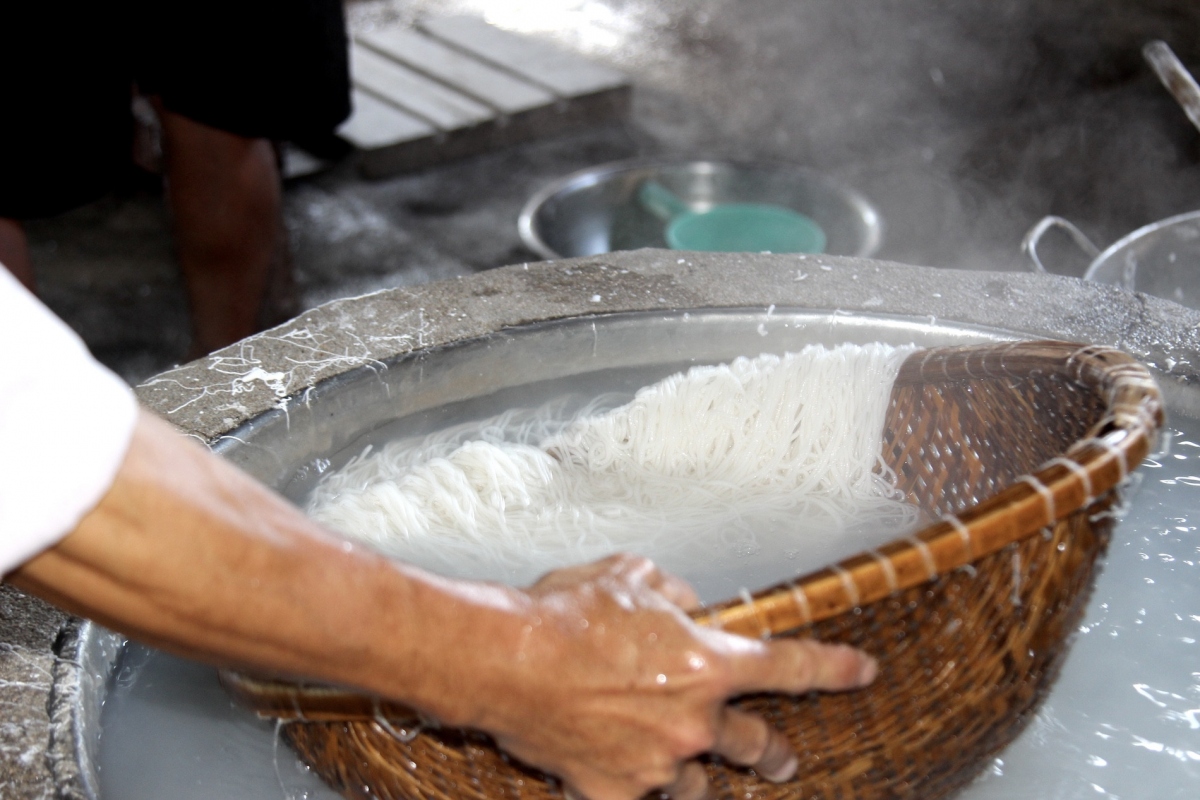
top-left (9, 409), bottom-right (526, 726)
top-left (9, 409), bottom-right (878, 800)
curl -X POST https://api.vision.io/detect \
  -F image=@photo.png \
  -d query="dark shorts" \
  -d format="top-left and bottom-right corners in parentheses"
top-left (0, 1), bottom-right (350, 219)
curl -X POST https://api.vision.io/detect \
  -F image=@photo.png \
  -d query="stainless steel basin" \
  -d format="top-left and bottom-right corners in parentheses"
top-left (52, 308), bottom-right (1017, 800)
top-left (519, 159), bottom-right (883, 260)
top-left (42, 252), bottom-right (1200, 800)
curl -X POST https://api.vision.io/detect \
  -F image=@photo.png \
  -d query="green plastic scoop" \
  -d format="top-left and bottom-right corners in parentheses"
top-left (638, 179), bottom-right (826, 254)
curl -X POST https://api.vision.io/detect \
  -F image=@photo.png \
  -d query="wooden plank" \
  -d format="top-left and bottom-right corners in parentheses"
top-left (356, 28), bottom-right (553, 115)
top-left (418, 15), bottom-right (629, 98)
top-left (340, 18), bottom-right (630, 177)
top-left (355, 124), bottom-right (494, 178)
top-left (337, 89), bottom-right (436, 150)
top-left (354, 86), bottom-right (630, 179)
top-left (349, 43), bottom-right (492, 130)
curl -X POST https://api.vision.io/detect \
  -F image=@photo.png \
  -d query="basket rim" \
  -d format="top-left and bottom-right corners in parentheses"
top-left (702, 340), bottom-right (1162, 638)
top-left (220, 339), bottom-right (1163, 721)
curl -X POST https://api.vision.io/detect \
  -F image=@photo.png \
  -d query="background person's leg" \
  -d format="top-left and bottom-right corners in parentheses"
top-left (158, 107), bottom-right (285, 357)
top-left (133, 0), bottom-right (348, 358)
top-left (0, 219), bottom-right (35, 292)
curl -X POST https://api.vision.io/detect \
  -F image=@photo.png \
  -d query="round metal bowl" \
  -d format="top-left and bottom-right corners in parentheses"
top-left (1085, 210), bottom-right (1200, 307)
top-left (518, 159), bottom-right (883, 260)
top-left (1024, 210), bottom-right (1200, 308)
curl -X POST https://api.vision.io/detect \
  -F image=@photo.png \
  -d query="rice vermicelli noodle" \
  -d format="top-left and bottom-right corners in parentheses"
top-left (308, 343), bottom-right (919, 591)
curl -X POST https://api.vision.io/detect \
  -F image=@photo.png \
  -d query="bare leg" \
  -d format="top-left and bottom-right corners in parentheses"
top-left (157, 105), bottom-right (290, 358)
top-left (0, 218), bottom-right (36, 293)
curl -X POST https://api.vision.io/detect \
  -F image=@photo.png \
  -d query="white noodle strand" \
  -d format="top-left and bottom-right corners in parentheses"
top-left (308, 344), bottom-right (919, 589)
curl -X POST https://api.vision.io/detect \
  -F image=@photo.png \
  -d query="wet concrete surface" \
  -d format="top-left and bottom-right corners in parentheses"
top-left (0, 586), bottom-right (65, 800)
top-left (18, 0), bottom-right (1200, 383)
top-left (135, 250), bottom-right (1200, 444)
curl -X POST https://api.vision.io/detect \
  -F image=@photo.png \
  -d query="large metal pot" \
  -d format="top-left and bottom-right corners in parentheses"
top-left (1022, 210), bottom-right (1200, 307)
top-left (36, 253), bottom-right (1200, 800)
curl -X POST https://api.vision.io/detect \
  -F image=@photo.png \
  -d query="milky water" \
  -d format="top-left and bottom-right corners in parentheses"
top-left (98, 645), bottom-right (339, 799)
top-left (97, 421), bottom-right (1200, 800)
top-left (957, 426), bottom-right (1200, 800)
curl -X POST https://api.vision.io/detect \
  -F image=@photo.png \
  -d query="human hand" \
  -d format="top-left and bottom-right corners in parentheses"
top-left (471, 554), bottom-right (877, 800)
top-left (4, 410), bottom-right (873, 800)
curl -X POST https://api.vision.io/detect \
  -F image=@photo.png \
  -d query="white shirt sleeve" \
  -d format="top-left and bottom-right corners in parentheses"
top-left (0, 267), bottom-right (138, 574)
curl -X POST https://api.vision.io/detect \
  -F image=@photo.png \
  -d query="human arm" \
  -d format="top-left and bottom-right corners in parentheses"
top-left (9, 408), bottom-right (875, 800)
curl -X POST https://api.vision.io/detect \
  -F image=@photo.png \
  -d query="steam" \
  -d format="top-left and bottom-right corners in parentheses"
top-left (347, 0), bottom-right (1200, 272)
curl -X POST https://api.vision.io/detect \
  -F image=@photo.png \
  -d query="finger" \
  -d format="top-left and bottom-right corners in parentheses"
top-left (530, 552), bottom-right (635, 591)
top-left (530, 559), bottom-right (607, 591)
top-left (608, 552), bottom-right (659, 583)
top-left (662, 761), bottom-right (711, 800)
top-left (645, 568), bottom-right (701, 611)
top-left (603, 554), bottom-right (700, 610)
top-left (727, 638), bottom-right (877, 695)
top-left (712, 708), bottom-right (797, 782)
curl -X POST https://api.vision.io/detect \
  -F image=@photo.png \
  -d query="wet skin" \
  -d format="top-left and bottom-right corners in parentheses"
top-left (10, 409), bottom-right (876, 800)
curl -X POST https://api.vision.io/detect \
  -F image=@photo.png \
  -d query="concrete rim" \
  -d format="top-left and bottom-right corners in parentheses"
top-left (134, 250), bottom-right (1200, 442)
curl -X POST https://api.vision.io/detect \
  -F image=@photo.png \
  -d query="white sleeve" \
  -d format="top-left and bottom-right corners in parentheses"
top-left (0, 267), bottom-right (139, 574)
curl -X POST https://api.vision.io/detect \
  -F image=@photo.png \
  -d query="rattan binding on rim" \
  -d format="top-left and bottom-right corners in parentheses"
top-left (222, 339), bottom-right (1163, 800)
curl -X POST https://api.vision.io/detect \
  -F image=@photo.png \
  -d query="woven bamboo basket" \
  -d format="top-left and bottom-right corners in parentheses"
top-left (222, 339), bottom-right (1163, 800)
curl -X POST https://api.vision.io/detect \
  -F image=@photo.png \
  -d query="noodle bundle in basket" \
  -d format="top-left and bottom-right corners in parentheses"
top-left (222, 339), bottom-right (1164, 800)
top-left (307, 343), bottom-right (919, 593)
